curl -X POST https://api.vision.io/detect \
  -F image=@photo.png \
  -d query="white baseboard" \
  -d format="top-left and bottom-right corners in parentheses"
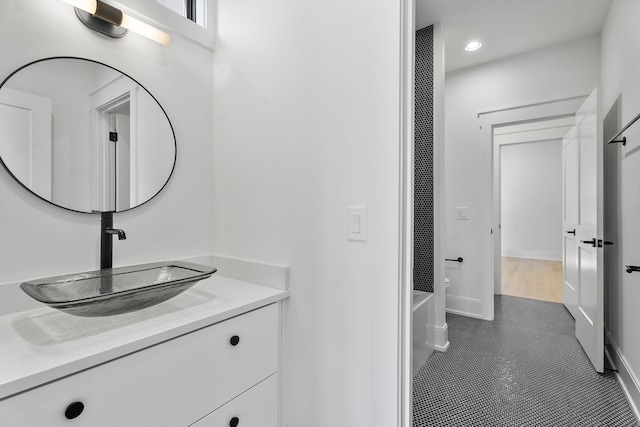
top-left (445, 295), bottom-right (483, 319)
top-left (605, 331), bottom-right (640, 423)
top-left (501, 249), bottom-right (562, 261)
top-left (430, 322), bottom-right (450, 351)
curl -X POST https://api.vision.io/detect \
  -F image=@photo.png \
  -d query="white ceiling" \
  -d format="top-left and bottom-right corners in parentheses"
top-left (416, 0), bottom-right (613, 72)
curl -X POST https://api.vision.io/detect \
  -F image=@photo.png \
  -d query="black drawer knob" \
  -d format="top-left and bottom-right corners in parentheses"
top-left (65, 401), bottom-right (84, 419)
top-left (230, 335), bottom-right (240, 346)
top-left (230, 416), bottom-right (240, 427)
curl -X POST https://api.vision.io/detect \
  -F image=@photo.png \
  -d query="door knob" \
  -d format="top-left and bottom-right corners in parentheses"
top-left (581, 238), bottom-right (597, 247)
top-left (626, 266), bottom-right (640, 274)
top-left (566, 229), bottom-right (576, 235)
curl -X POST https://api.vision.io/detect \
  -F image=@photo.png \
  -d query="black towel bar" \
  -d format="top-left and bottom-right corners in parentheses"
top-left (607, 112), bottom-right (640, 145)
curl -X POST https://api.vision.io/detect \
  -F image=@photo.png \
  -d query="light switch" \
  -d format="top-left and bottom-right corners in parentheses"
top-left (351, 213), bottom-right (361, 233)
top-left (456, 207), bottom-right (469, 220)
top-left (347, 206), bottom-right (367, 242)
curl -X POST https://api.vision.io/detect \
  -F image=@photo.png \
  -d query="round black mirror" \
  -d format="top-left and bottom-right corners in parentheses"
top-left (0, 57), bottom-right (176, 213)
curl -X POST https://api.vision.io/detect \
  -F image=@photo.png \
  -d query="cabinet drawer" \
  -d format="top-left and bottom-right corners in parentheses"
top-left (191, 374), bottom-right (278, 427)
top-left (0, 303), bottom-right (279, 427)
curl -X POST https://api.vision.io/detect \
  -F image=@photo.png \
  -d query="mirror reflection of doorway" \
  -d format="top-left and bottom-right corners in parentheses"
top-left (105, 101), bottom-right (131, 211)
top-left (93, 88), bottom-right (132, 213)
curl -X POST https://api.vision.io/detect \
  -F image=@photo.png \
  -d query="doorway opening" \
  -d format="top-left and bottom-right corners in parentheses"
top-left (485, 96), bottom-right (588, 320)
top-left (498, 131), bottom-right (565, 303)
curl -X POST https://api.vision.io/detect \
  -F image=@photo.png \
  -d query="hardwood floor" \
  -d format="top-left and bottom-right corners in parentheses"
top-left (501, 257), bottom-right (563, 303)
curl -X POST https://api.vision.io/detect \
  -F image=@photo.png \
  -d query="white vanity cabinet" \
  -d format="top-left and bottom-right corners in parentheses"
top-left (191, 374), bottom-right (278, 427)
top-left (0, 303), bottom-right (280, 427)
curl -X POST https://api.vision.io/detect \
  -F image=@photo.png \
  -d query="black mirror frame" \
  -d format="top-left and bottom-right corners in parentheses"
top-left (0, 56), bottom-right (177, 215)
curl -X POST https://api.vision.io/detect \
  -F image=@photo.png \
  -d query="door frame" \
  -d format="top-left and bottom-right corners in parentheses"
top-left (493, 118), bottom-right (574, 295)
top-left (400, 18), bottom-right (447, 425)
top-left (398, 0), bottom-right (415, 425)
top-left (480, 95), bottom-right (589, 319)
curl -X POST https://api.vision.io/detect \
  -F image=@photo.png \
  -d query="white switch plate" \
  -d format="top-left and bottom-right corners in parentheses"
top-left (456, 207), bottom-right (469, 220)
top-left (347, 206), bottom-right (367, 241)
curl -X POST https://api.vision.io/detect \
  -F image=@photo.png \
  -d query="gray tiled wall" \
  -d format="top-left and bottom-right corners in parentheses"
top-left (414, 26), bottom-right (434, 293)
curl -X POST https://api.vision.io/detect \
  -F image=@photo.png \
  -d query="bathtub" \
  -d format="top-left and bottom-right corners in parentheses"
top-left (413, 290), bottom-right (435, 373)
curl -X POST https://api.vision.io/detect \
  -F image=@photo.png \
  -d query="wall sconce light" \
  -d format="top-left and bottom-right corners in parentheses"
top-left (59, 0), bottom-right (171, 46)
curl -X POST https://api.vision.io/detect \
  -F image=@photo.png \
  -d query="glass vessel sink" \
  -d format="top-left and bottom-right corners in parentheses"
top-left (20, 261), bottom-right (217, 317)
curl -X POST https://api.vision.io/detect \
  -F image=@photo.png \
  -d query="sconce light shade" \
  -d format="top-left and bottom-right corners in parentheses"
top-left (60, 0), bottom-right (98, 13)
top-left (59, 0), bottom-right (171, 45)
top-left (121, 15), bottom-right (171, 46)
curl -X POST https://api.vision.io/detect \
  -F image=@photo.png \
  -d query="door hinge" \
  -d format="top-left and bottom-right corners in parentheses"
top-left (109, 132), bottom-right (118, 142)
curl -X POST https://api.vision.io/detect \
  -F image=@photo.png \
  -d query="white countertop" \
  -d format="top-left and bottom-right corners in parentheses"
top-left (0, 275), bottom-right (289, 401)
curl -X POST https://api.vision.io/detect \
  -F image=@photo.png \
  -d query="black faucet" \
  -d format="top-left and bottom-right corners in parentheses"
top-left (100, 211), bottom-right (126, 269)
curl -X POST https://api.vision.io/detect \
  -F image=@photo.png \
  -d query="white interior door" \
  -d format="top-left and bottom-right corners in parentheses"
top-left (0, 88), bottom-right (52, 198)
top-left (574, 88), bottom-right (604, 373)
top-left (562, 126), bottom-right (579, 318)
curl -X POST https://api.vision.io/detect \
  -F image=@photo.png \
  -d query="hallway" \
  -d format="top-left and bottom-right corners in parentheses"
top-left (412, 296), bottom-right (638, 426)
top-left (502, 257), bottom-right (563, 303)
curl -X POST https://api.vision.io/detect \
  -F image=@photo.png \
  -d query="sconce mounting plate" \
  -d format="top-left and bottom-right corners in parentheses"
top-left (74, 8), bottom-right (128, 39)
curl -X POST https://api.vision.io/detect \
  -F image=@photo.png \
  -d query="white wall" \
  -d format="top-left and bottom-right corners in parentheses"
top-left (444, 35), bottom-right (601, 318)
top-left (601, 0), bottom-right (640, 412)
top-left (500, 140), bottom-right (562, 261)
top-left (0, 1), bottom-right (214, 307)
top-left (213, 0), bottom-right (405, 425)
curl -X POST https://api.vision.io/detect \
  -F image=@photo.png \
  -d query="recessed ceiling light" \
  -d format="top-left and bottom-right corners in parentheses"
top-left (465, 41), bottom-right (482, 52)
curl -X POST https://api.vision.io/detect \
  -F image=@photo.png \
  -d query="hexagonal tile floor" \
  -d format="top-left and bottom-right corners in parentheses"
top-left (413, 296), bottom-right (639, 426)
